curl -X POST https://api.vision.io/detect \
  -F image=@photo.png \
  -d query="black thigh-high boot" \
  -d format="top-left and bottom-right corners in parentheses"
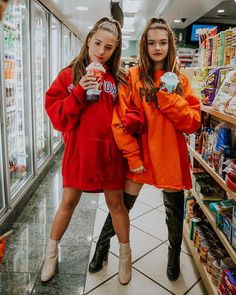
top-left (88, 192), bottom-right (138, 273)
top-left (163, 190), bottom-right (184, 281)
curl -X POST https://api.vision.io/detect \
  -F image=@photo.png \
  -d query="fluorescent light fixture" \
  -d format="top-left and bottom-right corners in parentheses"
top-left (123, 1), bottom-right (140, 13)
top-left (123, 35), bottom-right (131, 39)
top-left (76, 6), bottom-right (88, 11)
top-left (174, 19), bottom-right (181, 23)
top-left (122, 27), bottom-right (135, 33)
top-left (217, 9), bottom-right (225, 13)
top-left (124, 16), bottom-right (135, 26)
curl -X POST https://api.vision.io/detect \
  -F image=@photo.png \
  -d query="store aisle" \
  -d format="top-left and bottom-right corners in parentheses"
top-left (84, 186), bottom-right (208, 295)
top-left (0, 153), bottom-right (98, 295)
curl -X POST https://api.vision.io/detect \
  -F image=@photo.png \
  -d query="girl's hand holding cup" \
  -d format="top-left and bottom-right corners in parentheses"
top-left (82, 62), bottom-right (106, 102)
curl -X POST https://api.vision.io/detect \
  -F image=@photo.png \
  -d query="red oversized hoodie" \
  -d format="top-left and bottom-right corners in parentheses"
top-left (45, 67), bottom-right (126, 191)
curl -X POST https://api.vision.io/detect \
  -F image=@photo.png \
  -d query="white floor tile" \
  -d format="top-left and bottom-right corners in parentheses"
top-left (157, 204), bottom-right (165, 213)
top-left (86, 269), bottom-right (171, 295)
top-left (99, 201), bottom-right (153, 221)
top-left (138, 186), bottom-right (163, 208)
top-left (131, 209), bottom-right (168, 241)
top-left (84, 242), bottom-right (119, 294)
top-left (185, 280), bottom-right (207, 295)
top-left (92, 208), bottom-right (108, 239)
top-left (133, 243), bottom-right (200, 295)
top-left (107, 225), bottom-right (163, 262)
top-left (98, 193), bottom-right (106, 206)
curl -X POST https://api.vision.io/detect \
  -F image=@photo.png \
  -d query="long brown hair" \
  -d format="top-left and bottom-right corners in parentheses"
top-left (139, 17), bottom-right (183, 97)
top-left (68, 17), bottom-right (127, 86)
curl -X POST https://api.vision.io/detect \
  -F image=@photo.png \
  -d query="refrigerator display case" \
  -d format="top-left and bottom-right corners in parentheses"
top-left (2, 0), bottom-right (33, 198)
top-left (76, 36), bottom-right (83, 54)
top-left (49, 15), bottom-right (62, 151)
top-left (0, 130), bottom-right (6, 215)
top-left (31, 1), bottom-right (50, 170)
top-left (70, 32), bottom-right (77, 60)
top-left (62, 25), bottom-right (71, 68)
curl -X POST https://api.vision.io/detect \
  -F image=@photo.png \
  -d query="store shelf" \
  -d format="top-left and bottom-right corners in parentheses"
top-left (191, 189), bottom-right (236, 264)
top-left (188, 145), bottom-right (236, 200)
top-left (201, 105), bottom-right (236, 125)
top-left (183, 224), bottom-right (218, 295)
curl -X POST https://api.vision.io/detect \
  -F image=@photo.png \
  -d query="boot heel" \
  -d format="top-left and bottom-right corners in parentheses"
top-left (88, 244), bottom-right (110, 273)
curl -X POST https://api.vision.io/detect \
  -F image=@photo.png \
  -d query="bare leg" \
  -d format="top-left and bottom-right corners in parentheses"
top-left (50, 187), bottom-right (82, 241)
top-left (125, 179), bottom-right (143, 195)
top-left (104, 189), bottom-right (129, 243)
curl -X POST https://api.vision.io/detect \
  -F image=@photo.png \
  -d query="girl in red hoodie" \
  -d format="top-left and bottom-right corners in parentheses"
top-left (41, 18), bottom-right (131, 285)
top-left (89, 18), bottom-right (201, 281)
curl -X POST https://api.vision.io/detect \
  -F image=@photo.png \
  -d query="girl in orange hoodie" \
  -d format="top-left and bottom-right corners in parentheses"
top-left (89, 17), bottom-right (201, 281)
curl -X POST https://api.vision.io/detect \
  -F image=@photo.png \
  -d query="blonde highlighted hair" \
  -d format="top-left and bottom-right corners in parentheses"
top-left (68, 17), bottom-right (127, 86)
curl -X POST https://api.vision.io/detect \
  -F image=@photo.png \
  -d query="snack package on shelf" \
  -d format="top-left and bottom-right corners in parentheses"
top-left (222, 213), bottom-right (233, 243)
top-left (189, 67), bottom-right (208, 98)
top-left (212, 70), bottom-right (236, 114)
top-left (225, 29), bottom-right (233, 66)
top-left (217, 31), bottom-right (226, 66)
top-left (231, 28), bottom-right (236, 66)
top-left (209, 199), bottom-right (236, 229)
top-left (201, 68), bottom-right (220, 105)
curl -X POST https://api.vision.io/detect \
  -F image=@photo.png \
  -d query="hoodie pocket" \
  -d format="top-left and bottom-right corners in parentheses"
top-left (80, 139), bottom-right (113, 182)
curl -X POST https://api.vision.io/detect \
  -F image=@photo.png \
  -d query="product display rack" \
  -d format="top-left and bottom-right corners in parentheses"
top-left (188, 145), bottom-right (236, 200)
top-left (183, 224), bottom-right (218, 295)
top-left (183, 66), bottom-right (236, 294)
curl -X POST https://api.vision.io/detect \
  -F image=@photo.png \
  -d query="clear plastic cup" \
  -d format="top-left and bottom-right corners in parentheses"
top-left (160, 72), bottom-right (179, 94)
top-left (85, 62), bottom-right (106, 101)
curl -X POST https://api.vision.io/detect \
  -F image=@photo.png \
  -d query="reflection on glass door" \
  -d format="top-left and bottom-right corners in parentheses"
top-left (31, 1), bottom-right (50, 169)
top-left (76, 37), bottom-right (83, 53)
top-left (3, 0), bottom-right (33, 196)
top-left (50, 15), bottom-right (62, 151)
top-left (70, 32), bottom-right (77, 60)
top-left (0, 131), bottom-right (6, 214)
top-left (62, 25), bottom-right (71, 68)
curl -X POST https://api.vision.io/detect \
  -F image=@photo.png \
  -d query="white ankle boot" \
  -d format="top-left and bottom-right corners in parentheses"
top-left (41, 239), bottom-right (59, 282)
top-left (118, 243), bottom-right (132, 285)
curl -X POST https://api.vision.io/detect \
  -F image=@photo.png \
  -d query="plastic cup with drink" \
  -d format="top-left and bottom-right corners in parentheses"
top-left (85, 62), bottom-right (106, 101)
top-left (160, 72), bottom-right (179, 94)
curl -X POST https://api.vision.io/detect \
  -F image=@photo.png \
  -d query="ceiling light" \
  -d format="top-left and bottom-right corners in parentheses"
top-left (88, 25), bottom-right (93, 29)
top-left (217, 9), bottom-right (225, 13)
top-left (122, 27), bottom-right (135, 33)
top-left (174, 19), bottom-right (181, 23)
top-left (76, 6), bottom-right (88, 11)
top-left (123, 35), bottom-right (131, 39)
top-left (123, 1), bottom-right (140, 13)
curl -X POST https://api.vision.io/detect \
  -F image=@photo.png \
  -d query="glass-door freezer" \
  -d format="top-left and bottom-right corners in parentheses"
top-left (0, 129), bottom-right (6, 215)
top-left (49, 15), bottom-right (62, 151)
top-left (31, 1), bottom-right (50, 170)
top-left (2, 0), bottom-right (33, 199)
top-left (62, 24), bottom-right (71, 68)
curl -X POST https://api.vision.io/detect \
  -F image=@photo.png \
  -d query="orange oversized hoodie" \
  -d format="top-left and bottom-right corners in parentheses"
top-left (112, 66), bottom-right (201, 190)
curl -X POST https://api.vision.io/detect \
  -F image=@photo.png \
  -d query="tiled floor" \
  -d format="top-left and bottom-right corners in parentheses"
top-left (0, 155), bottom-right (208, 294)
top-left (0, 155), bottom-right (98, 295)
top-left (84, 186), bottom-right (208, 295)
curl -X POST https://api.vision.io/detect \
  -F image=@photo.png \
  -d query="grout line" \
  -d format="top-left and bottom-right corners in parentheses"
top-left (132, 266), bottom-right (176, 295)
top-left (84, 272), bottom-right (118, 294)
top-left (130, 223), bottom-right (168, 241)
top-left (183, 278), bottom-right (202, 295)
